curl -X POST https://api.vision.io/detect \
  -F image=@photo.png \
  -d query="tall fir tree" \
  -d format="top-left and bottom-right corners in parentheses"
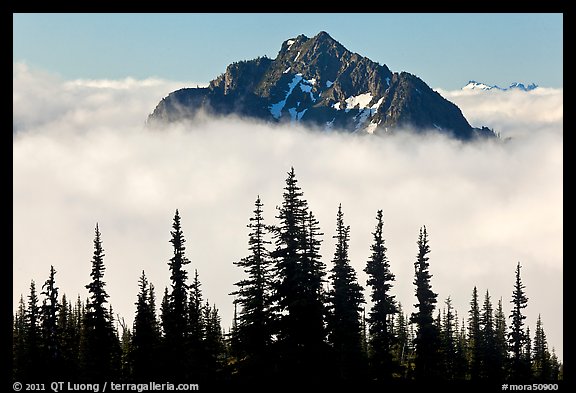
top-left (327, 204), bottom-right (365, 380)
top-left (494, 298), bottom-right (508, 379)
top-left (524, 326), bottom-right (533, 380)
top-left (360, 309), bottom-right (368, 359)
top-left (271, 167), bottom-right (328, 381)
top-left (188, 269), bottom-right (209, 379)
top-left (162, 210), bottom-right (192, 378)
top-left (548, 348), bottom-right (561, 380)
top-left (12, 295), bottom-right (27, 380)
top-left (452, 311), bottom-right (468, 380)
top-left (188, 270), bottom-right (204, 342)
top-left (160, 287), bottom-right (170, 336)
top-left (203, 302), bottom-right (225, 376)
top-left (392, 302), bottom-right (411, 378)
top-left (118, 317), bottom-right (132, 379)
top-left (26, 280), bottom-right (41, 376)
top-left (131, 271), bottom-right (161, 380)
top-left (301, 208), bottom-right (327, 342)
top-left (57, 294), bottom-right (81, 378)
top-left (80, 224), bottom-right (121, 380)
top-left (363, 209), bottom-right (397, 380)
top-left (75, 295), bottom-right (87, 376)
top-left (532, 314), bottom-right (552, 381)
top-left (228, 302), bottom-right (241, 360)
top-left (440, 297), bottom-right (458, 380)
top-left (40, 265), bottom-right (61, 376)
top-left (231, 196), bottom-right (274, 377)
top-left (508, 262), bottom-right (529, 380)
top-left (410, 226), bottom-right (441, 379)
top-left (479, 290), bottom-right (497, 379)
top-left (468, 286), bottom-right (481, 380)
top-left (167, 209), bottom-right (190, 341)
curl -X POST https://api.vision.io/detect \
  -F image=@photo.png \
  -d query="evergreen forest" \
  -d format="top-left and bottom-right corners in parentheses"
top-left (13, 168), bottom-right (563, 389)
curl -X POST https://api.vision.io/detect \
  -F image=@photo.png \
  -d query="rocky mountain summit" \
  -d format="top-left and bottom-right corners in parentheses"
top-left (148, 31), bottom-right (495, 140)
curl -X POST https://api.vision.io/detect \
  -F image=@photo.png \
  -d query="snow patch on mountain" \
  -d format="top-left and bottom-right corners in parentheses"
top-left (344, 93), bottom-right (373, 112)
top-left (366, 121), bottom-right (378, 134)
top-left (353, 96), bottom-right (384, 130)
top-left (288, 107), bottom-right (307, 122)
top-left (463, 80), bottom-right (538, 91)
top-left (372, 97), bottom-right (384, 111)
top-left (269, 74), bottom-right (304, 119)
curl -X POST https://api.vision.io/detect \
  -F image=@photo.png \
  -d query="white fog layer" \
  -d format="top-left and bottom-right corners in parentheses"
top-left (13, 63), bottom-right (563, 361)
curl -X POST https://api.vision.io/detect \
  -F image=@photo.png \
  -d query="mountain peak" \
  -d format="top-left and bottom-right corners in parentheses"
top-left (315, 30), bottom-right (332, 39)
top-left (148, 33), bottom-right (495, 140)
top-left (311, 30), bottom-right (338, 44)
top-left (277, 31), bottom-right (348, 64)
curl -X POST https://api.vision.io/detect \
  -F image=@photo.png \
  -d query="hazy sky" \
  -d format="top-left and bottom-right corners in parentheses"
top-left (13, 13), bottom-right (563, 90)
top-left (13, 13), bottom-right (563, 364)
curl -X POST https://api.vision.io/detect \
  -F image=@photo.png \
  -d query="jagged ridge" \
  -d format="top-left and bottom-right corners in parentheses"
top-left (148, 32), bottom-right (495, 140)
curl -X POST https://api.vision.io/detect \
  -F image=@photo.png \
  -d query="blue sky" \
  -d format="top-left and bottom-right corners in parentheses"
top-left (13, 13), bottom-right (563, 89)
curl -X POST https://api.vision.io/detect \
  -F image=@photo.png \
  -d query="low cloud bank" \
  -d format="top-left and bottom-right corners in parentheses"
top-left (13, 65), bottom-right (563, 360)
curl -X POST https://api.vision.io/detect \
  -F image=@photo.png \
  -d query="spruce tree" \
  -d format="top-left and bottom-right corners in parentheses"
top-left (326, 204), bottom-right (365, 380)
top-left (364, 209), bottom-right (397, 380)
top-left (508, 262), bottom-right (529, 380)
top-left (81, 224), bottom-right (121, 379)
top-left (231, 196), bottom-right (274, 377)
top-left (410, 226), bottom-right (441, 379)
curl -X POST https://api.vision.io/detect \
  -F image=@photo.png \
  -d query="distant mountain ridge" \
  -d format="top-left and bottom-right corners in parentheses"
top-left (463, 80), bottom-right (538, 91)
top-left (148, 31), bottom-right (495, 140)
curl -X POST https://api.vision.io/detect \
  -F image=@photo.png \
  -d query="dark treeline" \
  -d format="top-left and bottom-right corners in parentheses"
top-left (13, 168), bottom-right (562, 387)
